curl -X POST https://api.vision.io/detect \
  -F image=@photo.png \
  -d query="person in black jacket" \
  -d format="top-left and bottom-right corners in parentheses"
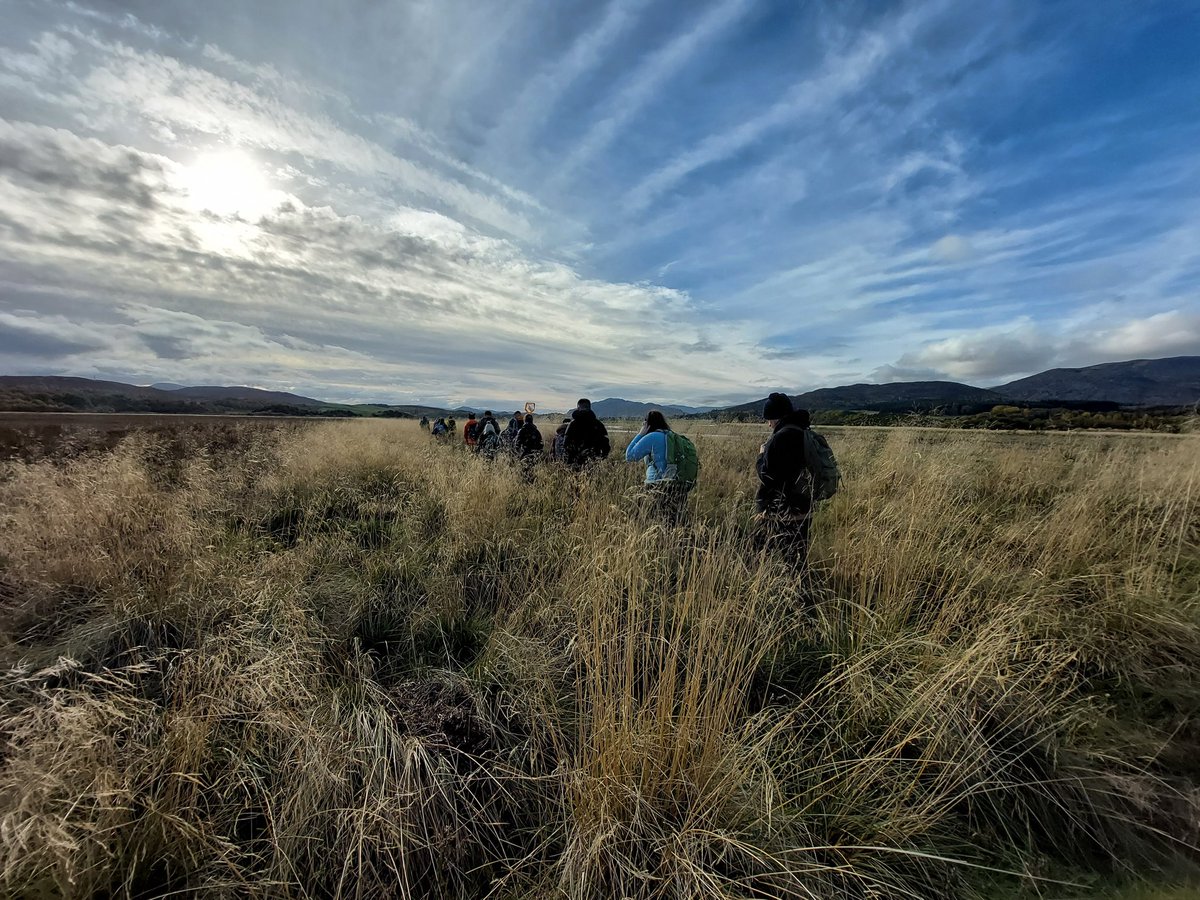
top-left (563, 398), bottom-right (610, 468)
top-left (516, 414), bottom-right (543, 479)
top-left (756, 392), bottom-right (814, 569)
top-left (474, 410), bottom-right (500, 452)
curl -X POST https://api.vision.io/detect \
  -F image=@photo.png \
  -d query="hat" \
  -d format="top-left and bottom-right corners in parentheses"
top-left (763, 392), bottom-right (793, 420)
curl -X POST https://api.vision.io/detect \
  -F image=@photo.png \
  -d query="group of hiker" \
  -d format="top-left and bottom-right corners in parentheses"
top-left (422, 399), bottom-right (613, 468)
top-left (420, 392), bottom-right (839, 568)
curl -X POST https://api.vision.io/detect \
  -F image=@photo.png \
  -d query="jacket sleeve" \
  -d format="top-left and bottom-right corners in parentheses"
top-left (625, 432), bottom-right (652, 462)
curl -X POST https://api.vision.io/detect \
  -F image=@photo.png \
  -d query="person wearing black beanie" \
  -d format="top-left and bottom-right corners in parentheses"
top-left (755, 392), bottom-right (816, 570)
top-left (562, 397), bottom-right (610, 468)
top-left (763, 392), bottom-right (793, 421)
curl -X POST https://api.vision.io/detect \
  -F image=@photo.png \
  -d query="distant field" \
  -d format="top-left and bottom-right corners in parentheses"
top-left (0, 411), bottom-right (318, 461)
top-left (0, 418), bottom-right (1197, 898)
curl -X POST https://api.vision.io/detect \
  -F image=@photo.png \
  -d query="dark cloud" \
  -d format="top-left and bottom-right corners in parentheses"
top-left (139, 333), bottom-right (191, 359)
top-left (0, 123), bottom-right (167, 211)
top-left (0, 319), bottom-right (105, 357)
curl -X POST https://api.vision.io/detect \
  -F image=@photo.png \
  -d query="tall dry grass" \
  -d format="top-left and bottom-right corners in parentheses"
top-left (0, 420), bottom-right (1197, 898)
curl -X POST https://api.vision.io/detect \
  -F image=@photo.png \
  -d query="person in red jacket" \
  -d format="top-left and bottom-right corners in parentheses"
top-left (463, 413), bottom-right (478, 447)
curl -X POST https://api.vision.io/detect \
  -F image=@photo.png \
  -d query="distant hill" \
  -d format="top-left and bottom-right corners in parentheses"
top-left (723, 381), bottom-right (1003, 416)
top-left (0, 376), bottom-right (459, 418)
top-left (590, 398), bottom-right (716, 418)
top-left (994, 357), bottom-right (1200, 407)
top-left (162, 385), bottom-right (326, 407)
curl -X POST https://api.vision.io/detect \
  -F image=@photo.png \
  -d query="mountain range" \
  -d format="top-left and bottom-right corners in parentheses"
top-left (725, 357), bottom-right (1199, 417)
top-left (0, 356), bottom-right (1196, 418)
top-left (990, 357), bottom-right (1200, 407)
top-left (590, 399), bottom-right (717, 418)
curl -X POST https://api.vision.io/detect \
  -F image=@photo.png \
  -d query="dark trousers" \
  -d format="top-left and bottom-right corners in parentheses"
top-left (640, 481), bottom-right (690, 526)
top-left (756, 513), bottom-right (811, 571)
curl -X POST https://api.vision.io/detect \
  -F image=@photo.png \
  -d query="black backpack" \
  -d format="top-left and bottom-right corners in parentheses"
top-left (799, 429), bottom-right (840, 501)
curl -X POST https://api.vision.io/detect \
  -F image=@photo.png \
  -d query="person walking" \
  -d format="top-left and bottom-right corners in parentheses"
top-left (502, 411), bottom-right (522, 454)
top-left (516, 414), bottom-right (544, 478)
top-left (562, 398), bottom-right (611, 468)
top-left (551, 418), bottom-right (571, 461)
top-left (447, 416), bottom-right (457, 440)
top-left (476, 410), bottom-right (500, 447)
top-left (624, 410), bottom-right (696, 525)
top-left (419, 415), bottom-right (429, 431)
top-left (478, 419), bottom-right (502, 460)
top-left (755, 392), bottom-right (819, 569)
top-left (463, 413), bottom-right (479, 448)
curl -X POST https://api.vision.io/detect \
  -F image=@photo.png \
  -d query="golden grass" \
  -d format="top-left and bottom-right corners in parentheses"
top-left (0, 420), bottom-right (1197, 898)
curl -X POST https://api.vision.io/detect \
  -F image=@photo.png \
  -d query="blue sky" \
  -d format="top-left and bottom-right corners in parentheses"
top-left (0, 0), bottom-right (1197, 407)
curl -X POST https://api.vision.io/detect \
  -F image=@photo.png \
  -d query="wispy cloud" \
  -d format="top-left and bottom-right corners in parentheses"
top-left (625, 0), bottom-right (949, 213)
top-left (0, 0), bottom-right (1197, 404)
top-left (555, 0), bottom-right (755, 183)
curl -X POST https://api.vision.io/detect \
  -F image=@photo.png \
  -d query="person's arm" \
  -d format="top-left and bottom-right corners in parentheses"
top-left (625, 430), bottom-right (653, 462)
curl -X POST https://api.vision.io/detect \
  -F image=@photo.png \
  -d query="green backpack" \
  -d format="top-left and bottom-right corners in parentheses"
top-left (666, 431), bottom-right (699, 485)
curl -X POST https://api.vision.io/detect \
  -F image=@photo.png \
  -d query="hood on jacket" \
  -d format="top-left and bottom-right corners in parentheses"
top-left (773, 409), bottom-right (811, 432)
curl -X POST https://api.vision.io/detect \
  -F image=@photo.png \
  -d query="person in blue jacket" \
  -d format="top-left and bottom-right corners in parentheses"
top-left (624, 409), bottom-right (690, 524)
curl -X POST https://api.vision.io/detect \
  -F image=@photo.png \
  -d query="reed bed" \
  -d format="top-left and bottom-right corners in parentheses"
top-left (0, 420), bottom-right (1196, 898)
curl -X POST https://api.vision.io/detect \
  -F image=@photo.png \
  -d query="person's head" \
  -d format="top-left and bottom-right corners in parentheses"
top-left (484, 410), bottom-right (492, 417)
top-left (524, 414), bottom-right (534, 425)
top-left (576, 398), bottom-right (591, 410)
top-left (794, 408), bottom-right (811, 428)
top-left (645, 410), bottom-right (669, 432)
top-left (468, 413), bottom-right (476, 420)
top-left (763, 392), bottom-right (793, 425)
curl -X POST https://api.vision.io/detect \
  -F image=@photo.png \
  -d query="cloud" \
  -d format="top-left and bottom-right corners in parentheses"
top-left (0, 311), bottom-right (106, 357)
top-left (929, 234), bottom-right (975, 263)
top-left (2, 28), bottom-right (538, 238)
top-left (484, 0), bottom-right (653, 160)
top-left (1091, 310), bottom-right (1200, 360)
top-left (1, 2), bottom-right (1198, 405)
top-left (557, 0), bottom-right (755, 181)
top-left (0, 119), bottom-right (170, 210)
top-left (624, 0), bottom-right (948, 213)
top-left (0, 117), bottom-right (767, 405)
top-left (891, 324), bottom-right (1056, 381)
top-left (877, 310), bottom-right (1200, 385)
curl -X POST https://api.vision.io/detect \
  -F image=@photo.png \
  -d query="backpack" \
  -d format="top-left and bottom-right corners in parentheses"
top-left (520, 426), bottom-right (543, 454)
top-left (666, 431), bottom-right (699, 485)
top-left (480, 431), bottom-right (500, 452)
top-left (802, 429), bottom-right (840, 501)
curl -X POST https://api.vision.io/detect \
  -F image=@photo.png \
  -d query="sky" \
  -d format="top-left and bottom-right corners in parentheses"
top-left (0, 0), bottom-right (1198, 409)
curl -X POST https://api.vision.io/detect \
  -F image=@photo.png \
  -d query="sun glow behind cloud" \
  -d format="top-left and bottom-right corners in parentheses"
top-left (176, 148), bottom-right (281, 220)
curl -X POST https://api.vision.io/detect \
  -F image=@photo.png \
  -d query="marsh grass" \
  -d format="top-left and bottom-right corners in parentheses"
top-left (0, 420), bottom-right (1197, 898)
